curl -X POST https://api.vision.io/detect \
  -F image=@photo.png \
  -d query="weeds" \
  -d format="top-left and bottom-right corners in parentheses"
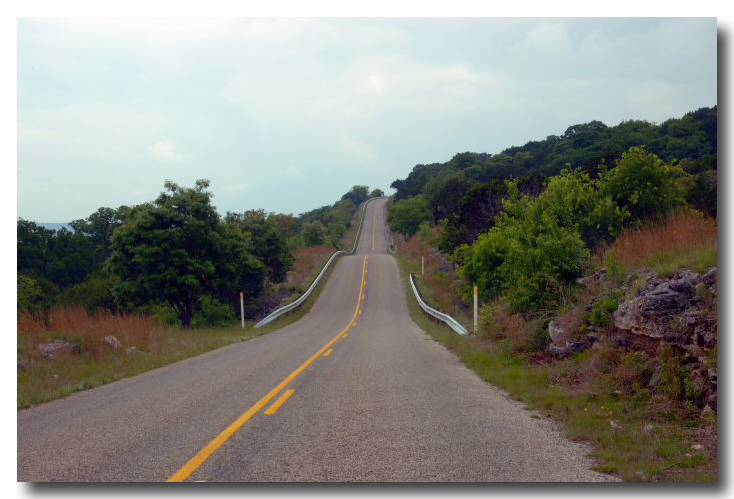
top-left (597, 209), bottom-right (716, 273)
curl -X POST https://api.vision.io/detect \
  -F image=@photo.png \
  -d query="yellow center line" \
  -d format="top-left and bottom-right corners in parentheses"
top-left (323, 348), bottom-right (333, 357)
top-left (264, 389), bottom-right (296, 415)
top-left (167, 256), bottom-right (368, 482)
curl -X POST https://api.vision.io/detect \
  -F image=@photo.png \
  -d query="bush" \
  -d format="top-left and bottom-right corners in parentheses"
top-left (302, 221), bottom-right (327, 246)
top-left (387, 195), bottom-right (431, 238)
top-left (589, 294), bottom-right (620, 326)
top-left (603, 147), bottom-right (686, 220)
top-left (459, 183), bottom-right (590, 311)
top-left (192, 296), bottom-right (235, 328)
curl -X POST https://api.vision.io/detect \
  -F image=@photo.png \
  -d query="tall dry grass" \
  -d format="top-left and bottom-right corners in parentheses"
top-left (597, 209), bottom-right (717, 270)
top-left (17, 305), bottom-right (168, 358)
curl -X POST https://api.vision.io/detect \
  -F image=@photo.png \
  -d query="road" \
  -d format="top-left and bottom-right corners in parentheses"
top-left (17, 198), bottom-right (614, 482)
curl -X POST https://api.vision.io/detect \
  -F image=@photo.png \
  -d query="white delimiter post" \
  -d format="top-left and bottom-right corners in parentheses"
top-left (473, 285), bottom-right (478, 336)
top-left (240, 292), bottom-right (245, 329)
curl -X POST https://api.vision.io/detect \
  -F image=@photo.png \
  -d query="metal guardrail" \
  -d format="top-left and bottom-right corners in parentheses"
top-left (254, 197), bottom-right (383, 328)
top-left (409, 273), bottom-right (468, 336)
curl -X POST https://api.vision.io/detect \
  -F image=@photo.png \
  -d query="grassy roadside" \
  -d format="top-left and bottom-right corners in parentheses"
top-left (17, 246), bottom-right (342, 411)
top-left (393, 250), bottom-right (717, 482)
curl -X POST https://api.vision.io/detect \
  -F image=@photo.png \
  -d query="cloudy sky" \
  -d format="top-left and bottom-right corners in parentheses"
top-left (17, 17), bottom-right (717, 222)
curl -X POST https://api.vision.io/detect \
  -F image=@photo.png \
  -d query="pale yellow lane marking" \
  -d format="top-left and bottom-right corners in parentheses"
top-left (323, 348), bottom-right (333, 357)
top-left (167, 256), bottom-right (368, 482)
top-left (264, 389), bottom-right (296, 415)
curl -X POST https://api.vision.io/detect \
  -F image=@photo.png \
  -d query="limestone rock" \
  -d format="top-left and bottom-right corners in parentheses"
top-left (102, 335), bottom-right (122, 349)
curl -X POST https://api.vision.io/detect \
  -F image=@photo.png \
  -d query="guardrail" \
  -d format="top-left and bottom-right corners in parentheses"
top-left (254, 197), bottom-right (383, 328)
top-left (409, 273), bottom-right (468, 336)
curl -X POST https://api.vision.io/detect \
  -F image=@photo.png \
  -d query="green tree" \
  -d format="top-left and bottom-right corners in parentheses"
top-left (603, 147), bottom-right (686, 220)
top-left (386, 195), bottom-right (431, 238)
top-left (225, 210), bottom-right (293, 283)
top-left (422, 172), bottom-right (469, 224)
top-left (369, 188), bottom-right (385, 198)
top-left (70, 206), bottom-right (128, 262)
top-left (326, 221), bottom-right (347, 249)
top-left (302, 220), bottom-right (327, 246)
top-left (458, 182), bottom-right (590, 311)
top-left (341, 185), bottom-right (370, 206)
top-left (108, 180), bottom-right (265, 328)
top-left (17, 274), bottom-right (42, 313)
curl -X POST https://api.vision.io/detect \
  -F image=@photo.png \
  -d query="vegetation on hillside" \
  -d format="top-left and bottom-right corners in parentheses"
top-left (17, 182), bottom-right (382, 328)
top-left (388, 105), bottom-right (717, 481)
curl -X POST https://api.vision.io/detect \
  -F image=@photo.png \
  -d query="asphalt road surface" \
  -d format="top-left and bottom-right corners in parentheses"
top-left (17, 198), bottom-right (615, 482)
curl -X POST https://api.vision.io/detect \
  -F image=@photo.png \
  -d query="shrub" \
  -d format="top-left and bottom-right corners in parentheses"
top-left (387, 195), bottom-right (431, 238)
top-left (603, 146), bottom-right (686, 220)
top-left (302, 221), bottom-right (327, 246)
top-left (589, 294), bottom-right (620, 326)
top-left (192, 296), bottom-right (235, 328)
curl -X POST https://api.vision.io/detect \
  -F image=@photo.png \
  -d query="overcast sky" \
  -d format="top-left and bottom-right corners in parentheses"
top-left (17, 17), bottom-right (717, 222)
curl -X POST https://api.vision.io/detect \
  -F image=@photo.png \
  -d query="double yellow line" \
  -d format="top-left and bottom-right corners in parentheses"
top-left (167, 256), bottom-right (369, 482)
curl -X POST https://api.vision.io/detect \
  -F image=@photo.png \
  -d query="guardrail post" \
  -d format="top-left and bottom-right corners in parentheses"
top-left (240, 292), bottom-right (245, 329)
top-left (473, 285), bottom-right (478, 337)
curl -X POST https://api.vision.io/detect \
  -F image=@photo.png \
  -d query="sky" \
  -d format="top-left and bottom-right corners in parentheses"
top-left (16, 17), bottom-right (717, 222)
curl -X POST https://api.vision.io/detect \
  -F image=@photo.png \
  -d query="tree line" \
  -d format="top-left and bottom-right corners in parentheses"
top-left (387, 106), bottom-right (717, 312)
top-left (18, 181), bottom-right (383, 328)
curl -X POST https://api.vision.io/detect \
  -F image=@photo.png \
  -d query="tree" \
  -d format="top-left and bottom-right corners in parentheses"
top-left (70, 206), bottom-right (128, 262)
top-left (458, 182), bottom-right (590, 311)
top-left (302, 220), bottom-right (327, 246)
top-left (341, 185), bottom-right (370, 206)
top-left (225, 210), bottom-right (293, 283)
top-left (422, 172), bottom-right (469, 223)
top-left (369, 188), bottom-right (384, 198)
top-left (603, 147), bottom-right (685, 220)
top-left (327, 221), bottom-right (347, 249)
top-left (108, 180), bottom-right (265, 328)
top-left (386, 195), bottom-right (431, 238)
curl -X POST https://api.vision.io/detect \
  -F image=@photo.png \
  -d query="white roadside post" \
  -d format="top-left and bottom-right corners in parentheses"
top-left (240, 292), bottom-right (245, 329)
top-left (473, 285), bottom-right (478, 337)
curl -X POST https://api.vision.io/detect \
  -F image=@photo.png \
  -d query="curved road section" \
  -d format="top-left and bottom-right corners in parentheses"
top-left (18, 198), bottom-right (614, 482)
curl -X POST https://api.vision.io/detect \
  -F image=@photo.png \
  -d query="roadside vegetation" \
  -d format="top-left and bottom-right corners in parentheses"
top-left (388, 106), bottom-right (717, 481)
top-left (18, 181), bottom-right (381, 409)
top-left (395, 214), bottom-right (717, 481)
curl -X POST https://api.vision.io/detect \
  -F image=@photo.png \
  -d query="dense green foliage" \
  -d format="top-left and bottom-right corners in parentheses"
top-left (108, 180), bottom-right (266, 328)
top-left (388, 106), bottom-right (716, 312)
top-left (386, 195), bottom-right (431, 238)
top-left (390, 106), bottom-right (716, 202)
top-left (18, 181), bottom-right (385, 328)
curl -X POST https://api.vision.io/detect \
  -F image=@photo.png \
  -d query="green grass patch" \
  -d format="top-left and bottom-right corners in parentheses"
top-left (645, 244), bottom-right (717, 277)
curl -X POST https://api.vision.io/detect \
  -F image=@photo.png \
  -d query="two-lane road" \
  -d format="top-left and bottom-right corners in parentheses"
top-left (18, 198), bottom-right (614, 482)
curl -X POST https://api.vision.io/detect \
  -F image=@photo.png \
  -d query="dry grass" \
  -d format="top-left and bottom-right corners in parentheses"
top-left (597, 209), bottom-right (717, 271)
top-left (18, 306), bottom-right (169, 359)
top-left (286, 245), bottom-right (334, 290)
top-left (396, 232), bottom-right (469, 322)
